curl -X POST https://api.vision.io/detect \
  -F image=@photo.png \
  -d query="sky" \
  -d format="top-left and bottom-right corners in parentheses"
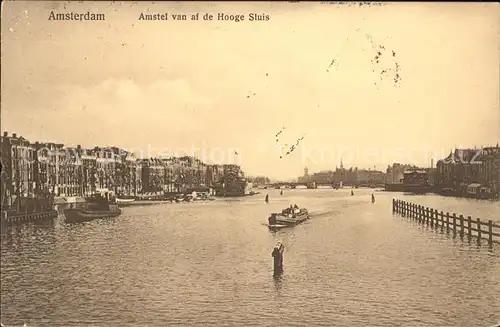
top-left (1, 2), bottom-right (499, 180)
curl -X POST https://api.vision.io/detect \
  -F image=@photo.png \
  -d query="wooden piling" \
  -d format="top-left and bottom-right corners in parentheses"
top-left (459, 215), bottom-right (464, 237)
top-left (477, 218), bottom-right (482, 241)
top-left (446, 212), bottom-right (450, 231)
top-left (467, 216), bottom-right (472, 240)
top-left (488, 221), bottom-right (493, 246)
top-left (271, 241), bottom-right (284, 277)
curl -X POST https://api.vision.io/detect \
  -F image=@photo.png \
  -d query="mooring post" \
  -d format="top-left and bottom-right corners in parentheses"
top-left (271, 241), bottom-right (284, 276)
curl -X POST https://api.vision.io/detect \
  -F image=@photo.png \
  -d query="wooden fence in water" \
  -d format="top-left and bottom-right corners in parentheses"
top-left (392, 199), bottom-right (500, 246)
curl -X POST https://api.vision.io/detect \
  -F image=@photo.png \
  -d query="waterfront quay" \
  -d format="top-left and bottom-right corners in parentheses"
top-left (1, 132), bottom-right (250, 220)
top-left (1, 188), bottom-right (499, 327)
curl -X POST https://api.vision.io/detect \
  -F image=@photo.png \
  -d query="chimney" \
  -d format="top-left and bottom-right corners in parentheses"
top-left (12, 133), bottom-right (17, 138)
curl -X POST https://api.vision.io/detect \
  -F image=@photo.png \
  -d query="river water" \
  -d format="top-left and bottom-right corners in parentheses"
top-left (1, 189), bottom-right (499, 327)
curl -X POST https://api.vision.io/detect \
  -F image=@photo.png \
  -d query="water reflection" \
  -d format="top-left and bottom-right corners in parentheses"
top-left (273, 275), bottom-right (283, 292)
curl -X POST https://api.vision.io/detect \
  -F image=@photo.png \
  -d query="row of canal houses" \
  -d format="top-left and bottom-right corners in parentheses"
top-left (383, 146), bottom-right (500, 198)
top-left (435, 146), bottom-right (500, 197)
top-left (0, 132), bottom-right (245, 207)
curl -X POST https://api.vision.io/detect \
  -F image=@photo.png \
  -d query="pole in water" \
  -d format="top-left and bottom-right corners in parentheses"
top-left (265, 194), bottom-right (269, 203)
top-left (271, 241), bottom-right (284, 276)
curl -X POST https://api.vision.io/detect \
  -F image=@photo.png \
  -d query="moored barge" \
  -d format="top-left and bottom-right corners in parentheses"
top-left (64, 193), bottom-right (121, 223)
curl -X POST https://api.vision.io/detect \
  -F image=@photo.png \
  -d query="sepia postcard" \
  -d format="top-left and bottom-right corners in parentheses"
top-left (1, 1), bottom-right (499, 327)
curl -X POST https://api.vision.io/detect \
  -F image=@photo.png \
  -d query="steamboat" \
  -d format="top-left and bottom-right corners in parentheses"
top-left (267, 205), bottom-right (309, 230)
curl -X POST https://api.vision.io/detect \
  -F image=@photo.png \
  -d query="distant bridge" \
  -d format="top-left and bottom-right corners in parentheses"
top-left (262, 182), bottom-right (383, 189)
top-left (264, 182), bottom-right (335, 189)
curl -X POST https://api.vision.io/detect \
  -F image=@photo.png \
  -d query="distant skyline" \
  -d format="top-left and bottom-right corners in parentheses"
top-left (2, 2), bottom-right (499, 179)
